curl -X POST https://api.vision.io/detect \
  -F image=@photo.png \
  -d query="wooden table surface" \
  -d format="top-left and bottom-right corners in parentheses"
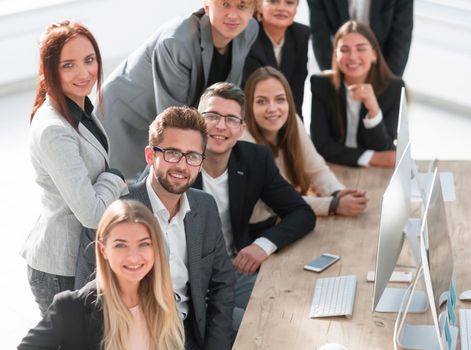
top-left (232, 161), bottom-right (471, 350)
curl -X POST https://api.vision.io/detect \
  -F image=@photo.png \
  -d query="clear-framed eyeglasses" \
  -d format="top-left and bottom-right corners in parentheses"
top-left (151, 146), bottom-right (205, 166)
top-left (201, 111), bottom-right (243, 129)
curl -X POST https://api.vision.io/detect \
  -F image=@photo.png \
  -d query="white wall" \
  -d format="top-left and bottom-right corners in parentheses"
top-left (0, 0), bottom-right (201, 90)
top-left (1, 0), bottom-right (470, 115)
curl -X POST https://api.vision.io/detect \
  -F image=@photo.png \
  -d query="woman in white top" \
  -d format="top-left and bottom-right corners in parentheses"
top-left (19, 199), bottom-right (185, 350)
top-left (241, 66), bottom-right (367, 218)
top-left (21, 20), bottom-right (128, 315)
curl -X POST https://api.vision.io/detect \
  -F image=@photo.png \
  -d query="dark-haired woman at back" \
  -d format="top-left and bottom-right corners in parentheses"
top-left (310, 21), bottom-right (405, 168)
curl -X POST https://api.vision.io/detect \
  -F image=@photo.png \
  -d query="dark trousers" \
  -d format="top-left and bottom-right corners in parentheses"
top-left (27, 266), bottom-right (74, 317)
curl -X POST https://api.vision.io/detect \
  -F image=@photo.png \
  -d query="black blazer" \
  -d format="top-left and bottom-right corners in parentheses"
top-left (193, 141), bottom-right (316, 251)
top-left (19, 282), bottom-right (103, 350)
top-left (307, 0), bottom-right (413, 76)
top-left (310, 74), bottom-right (404, 167)
top-left (243, 21), bottom-right (310, 117)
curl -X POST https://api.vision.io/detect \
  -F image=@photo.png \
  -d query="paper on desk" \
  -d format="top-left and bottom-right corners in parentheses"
top-left (411, 172), bottom-right (456, 202)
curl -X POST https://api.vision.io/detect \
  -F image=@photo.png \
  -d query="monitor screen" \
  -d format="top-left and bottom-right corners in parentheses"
top-left (372, 142), bottom-right (412, 310)
top-left (395, 87), bottom-right (409, 169)
top-left (421, 168), bottom-right (454, 317)
top-left (396, 169), bottom-right (455, 350)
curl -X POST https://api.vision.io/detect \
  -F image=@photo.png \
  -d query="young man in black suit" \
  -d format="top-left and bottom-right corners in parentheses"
top-left (194, 82), bottom-right (316, 327)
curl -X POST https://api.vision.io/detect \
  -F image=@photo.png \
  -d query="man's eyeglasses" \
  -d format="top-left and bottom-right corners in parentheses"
top-left (201, 111), bottom-right (243, 129)
top-left (151, 146), bottom-right (205, 166)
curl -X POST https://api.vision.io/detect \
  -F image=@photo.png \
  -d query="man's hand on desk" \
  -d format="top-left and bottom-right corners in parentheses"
top-left (233, 244), bottom-right (268, 275)
top-left (336, 189), bottom-right (368, 216)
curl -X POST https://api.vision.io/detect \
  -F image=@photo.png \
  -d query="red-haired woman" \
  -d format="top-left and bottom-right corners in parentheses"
top-left (20, 20), bottom-right (128, 316)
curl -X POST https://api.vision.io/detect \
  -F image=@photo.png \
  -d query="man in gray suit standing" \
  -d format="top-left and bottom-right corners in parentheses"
top-left (127, 106), bottom-right (235, 349)
top-left (101, 0), bottom-right (259, 179)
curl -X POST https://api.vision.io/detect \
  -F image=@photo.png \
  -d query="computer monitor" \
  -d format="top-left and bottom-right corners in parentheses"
top-left (372, 142), bottom-right (428, 313)
top-left (396, 169), bottom-right (458, 349)
top-left (394, 88), bottom-right (455, 202)
top-left (395, 87), bottom-right (409, 169)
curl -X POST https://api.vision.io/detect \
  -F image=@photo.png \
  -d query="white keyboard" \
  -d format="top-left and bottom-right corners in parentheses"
top-left (460, 309), bottom-right (471, 350)
top-left (310, 275), bottom-right (357, 318)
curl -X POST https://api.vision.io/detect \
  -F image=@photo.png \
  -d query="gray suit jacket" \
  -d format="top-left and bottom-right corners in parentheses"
top-left (127, 180), bottom-right (235, 350)
top-left (21, 97), bottom-right (128, 276)
top-left (100, 9), bottom-right (258, 178)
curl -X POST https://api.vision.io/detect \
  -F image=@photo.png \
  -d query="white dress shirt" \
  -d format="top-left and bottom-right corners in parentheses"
top-left (348, 0), bottom-right (371, 25)
top-left (265, 30), bottom-right (285, 67)
top-left (202, 169), bottom-right (277, 257)
top-left (146, 174), bottom-right (190, 319)
top-left (345, 85), bottom-right (383, 166)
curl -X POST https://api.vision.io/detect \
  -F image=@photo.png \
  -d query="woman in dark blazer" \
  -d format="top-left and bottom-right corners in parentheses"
top-left (310, 21), bottom-right (404, 168)
top-left (19, 200), bottom-right (184, 350)
top-left (243, 0), bottom-right (309, 117)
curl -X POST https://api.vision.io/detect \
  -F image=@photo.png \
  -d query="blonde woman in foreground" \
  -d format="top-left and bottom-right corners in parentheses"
top-left (19, 199), bottom-right (184, 350)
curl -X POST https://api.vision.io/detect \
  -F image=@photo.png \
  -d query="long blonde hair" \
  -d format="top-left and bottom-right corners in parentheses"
top-left (95, 199), bottom-right (184, 350)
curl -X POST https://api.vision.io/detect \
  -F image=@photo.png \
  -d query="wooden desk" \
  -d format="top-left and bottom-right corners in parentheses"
top-left (233, 161), bottom-right (470, 350)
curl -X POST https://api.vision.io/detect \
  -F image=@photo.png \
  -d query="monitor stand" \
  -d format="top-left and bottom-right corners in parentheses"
top-left (404, 217), bottom-right (422, 264)
top-left (375, 288), bottom-right (428, 313)
top-left (398, 324), bottom-right (457, 350)
top-left (396, 264), bottom-right (458, 350)
top-left (375, 218), bottom-right (426, 313)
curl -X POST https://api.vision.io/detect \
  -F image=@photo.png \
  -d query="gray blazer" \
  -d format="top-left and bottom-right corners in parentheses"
top-left (100, 9), bottom-right (258, 178)
top-left (21, 97), bottom-right (128, 277)
top-left (127, 181), bottom-right (235, 350)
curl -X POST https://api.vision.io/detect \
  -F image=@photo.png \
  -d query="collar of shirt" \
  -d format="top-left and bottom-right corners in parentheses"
top-left (264, 28), bottom-right (285, 50)
top-left (65, 96), bottom-right (94, 125)
top-left (145, 170), bottom-right (191, 225)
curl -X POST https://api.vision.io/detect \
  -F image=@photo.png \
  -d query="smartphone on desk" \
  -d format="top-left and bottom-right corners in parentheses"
top-left (304, 253), bottom-right (340, 272)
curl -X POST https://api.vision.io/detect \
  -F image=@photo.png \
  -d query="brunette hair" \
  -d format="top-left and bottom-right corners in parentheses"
top-left (244, 67), bottom-right (310, 194)
top-left (95, 199), bottom-right (184, 350)
top-left (149, 106), bottom-right (208, 151)
top-left (30, 20), bottom-right (103, 128)
top-left (328, 20), bottom-right (398, 141)
top-left (330, 20), bottom-right (397, 93)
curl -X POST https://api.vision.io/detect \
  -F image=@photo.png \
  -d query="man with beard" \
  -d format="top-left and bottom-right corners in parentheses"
top-left (124, 106), bottom-right (235, 350)
top-left (75, 107), bottom-right (235, 349)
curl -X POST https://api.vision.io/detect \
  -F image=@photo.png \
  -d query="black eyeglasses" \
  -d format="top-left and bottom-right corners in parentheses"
top-left (201, 111), bottom-right (243, 129)
top-left (151, 146), bottom-right (205, 166)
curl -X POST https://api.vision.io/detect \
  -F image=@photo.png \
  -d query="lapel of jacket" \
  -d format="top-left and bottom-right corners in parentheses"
top-left (336, 0), bottom-right (350, 23)
top-left (280, 26), bottom-right (295, 79)
top-left (129, 179), bottom-right (153, 210)
top-left (78, 124), bottom-right (109, 165)
top-left (193, 173), bottom-right (203, 190)
top-left (83, 284), bottom-right (103, 350)
top-left (199, 13), bottom-right (214, 86)
top-left (339, 84), bottom-right (349, 143)
top-left (183, 191), bottom-right (203, 314)
top-left (227, 145), bottom-right (246, 246)
top-left (260, 26), bottom-right (278, 68)
top-left (91, 111), bottom-right (111, 155)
